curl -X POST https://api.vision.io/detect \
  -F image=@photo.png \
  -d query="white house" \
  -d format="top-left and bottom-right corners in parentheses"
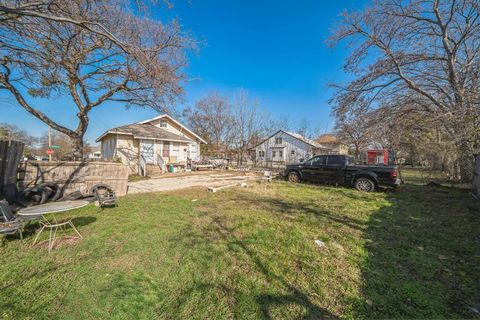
top-left (251, 130), bottom-right (331, 166)
top-left (96, 114), bottom-right (206, 175)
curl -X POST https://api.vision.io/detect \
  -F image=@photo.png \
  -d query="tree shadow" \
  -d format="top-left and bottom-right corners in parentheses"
top-left (208, 216), bottom-right (339, 319)
top-left (356, 184), bottom-right (480, 318)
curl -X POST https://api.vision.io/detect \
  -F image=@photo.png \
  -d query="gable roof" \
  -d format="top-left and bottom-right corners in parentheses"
top-left (284, 131), bottom-right (329, 149)
top-left (95, 123), bottom-right (193, 143)
top-left (315, 134), bottom-right (341, 144)
top-left (250, 130), bottom-right (331, 150)
top-left (138, 114), bottom-right (207, 144)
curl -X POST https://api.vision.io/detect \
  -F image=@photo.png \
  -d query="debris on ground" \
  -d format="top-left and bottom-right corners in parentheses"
top-left (314, 240), bottom-right (326, 248)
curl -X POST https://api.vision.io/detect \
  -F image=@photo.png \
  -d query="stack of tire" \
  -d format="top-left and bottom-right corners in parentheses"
top-left (22, 182), bottom-right (62, 206)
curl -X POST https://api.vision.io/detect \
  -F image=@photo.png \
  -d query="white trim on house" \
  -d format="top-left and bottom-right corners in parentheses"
top-left (137, 114), bottom-right (207, 144)
top-left (96, 131), bottom-right (134, 142)
top-left (96, 132), bottom-right (192, 144)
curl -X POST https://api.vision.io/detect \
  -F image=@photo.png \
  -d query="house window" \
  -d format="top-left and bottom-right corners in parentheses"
top-left (279, 150), bottom-right (283, 157)
top-left (162, 142), bottom-right (170, 157)
top-left (272, 151), bottom-right (276, 157)
top-left (160, 119), bottom-right (167, 128)
top-left (172, 142), bottom-right (179, 153)
top-left (275, 137), bottom-right (282, 144)
top-left (291, 150), bottom-right (295, 155)
top-left (258, 150), bottom-right (265, 157)
top-left (190, 143), bottom-right (197, 154)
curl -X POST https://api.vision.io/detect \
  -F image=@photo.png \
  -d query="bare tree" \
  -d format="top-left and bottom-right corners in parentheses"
top-left (0, 0), bottom-right (194, 155)
top-left (183, 92), bottom-right (235, 156)
top-left (230, 90), bottom-right (267, 164)
top-left (329, 0), bottom-right (480, 180)
top-left (334, 102), bottom-right (372, 161)
top-left (0, 122), bottom-right (38, 152)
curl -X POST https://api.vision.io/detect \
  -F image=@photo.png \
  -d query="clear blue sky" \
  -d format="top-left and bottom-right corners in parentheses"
top-left (0, 0), bottom-right (365, 145)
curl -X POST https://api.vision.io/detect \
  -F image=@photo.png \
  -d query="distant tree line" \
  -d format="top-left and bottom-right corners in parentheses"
top-left (330, 0), bottom-right (480, 181)
top-left (0, 122), bottom-right (91, 160)
top-left (182, 90), bottom-right (319, 164)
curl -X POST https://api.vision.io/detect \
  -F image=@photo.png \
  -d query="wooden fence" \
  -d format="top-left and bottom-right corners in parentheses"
top-left (474, 154), bottom-right (480, 197)
top-left (20, 161), bottom-right (129, 196)
top-left (0, 140), bottom-right (25, 202)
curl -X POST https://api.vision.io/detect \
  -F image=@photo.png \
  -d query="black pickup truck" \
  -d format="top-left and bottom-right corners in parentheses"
top-left (284, 154), bottom-right (401, 192)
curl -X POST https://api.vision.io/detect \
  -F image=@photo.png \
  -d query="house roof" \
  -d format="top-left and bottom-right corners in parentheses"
top-left (250, 130), bottom-right (331, 150)
top-left (284, 131), bottom-right (330, 149)
top-left (315, 134), bottom-right (341, 144)
top-left (95, 123), bottom-right (193, 143)
top-left (137, 114), bottom-right (207, 144)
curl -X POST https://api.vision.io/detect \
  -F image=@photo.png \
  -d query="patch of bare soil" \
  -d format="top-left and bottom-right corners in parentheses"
top-left (96, 254), bottom-right (140, 271)
top-left (34, 236), bottom-right (81, 250)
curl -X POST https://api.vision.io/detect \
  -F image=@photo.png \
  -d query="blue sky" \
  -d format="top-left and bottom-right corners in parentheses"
top-left (0, 0), bottom-right (365, 145)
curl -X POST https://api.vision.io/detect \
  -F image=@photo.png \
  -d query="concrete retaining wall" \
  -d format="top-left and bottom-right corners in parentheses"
top-left (20, 161), bottom-right (129, 196)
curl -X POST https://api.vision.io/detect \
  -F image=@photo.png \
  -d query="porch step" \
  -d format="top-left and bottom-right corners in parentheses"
top-left (146, 164), bottom-right (163, 176)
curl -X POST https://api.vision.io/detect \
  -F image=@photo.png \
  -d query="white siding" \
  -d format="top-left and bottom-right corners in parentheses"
top-left (254, 131), bottom-right (315, 166)
top-left (147, 117), bottom-right (202, 161)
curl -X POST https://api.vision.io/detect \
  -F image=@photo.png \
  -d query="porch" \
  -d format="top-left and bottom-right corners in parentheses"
top-left (138, 139), bottom-right (198, 176)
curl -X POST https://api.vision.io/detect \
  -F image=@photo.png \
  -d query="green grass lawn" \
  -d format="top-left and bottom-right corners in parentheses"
top-left (1, 170), bottom-right (479, 319)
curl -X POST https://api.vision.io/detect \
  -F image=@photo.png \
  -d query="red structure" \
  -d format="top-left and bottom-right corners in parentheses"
top-left (366, 149), bottom-right (389, 165)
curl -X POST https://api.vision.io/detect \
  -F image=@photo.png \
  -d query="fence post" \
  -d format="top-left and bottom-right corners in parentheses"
top-left (0, 140), bottom-right (25, 203)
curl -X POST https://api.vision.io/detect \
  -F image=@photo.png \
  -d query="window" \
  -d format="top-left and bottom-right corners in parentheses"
top-left (275, 137), bottom-right (282, 144)
top-left (305, 156), bottom-right (326, 166)
top-left (190, 143), bottom-right (197, 153)
top-left (291, 150), bottom-right (295, 155)
top-left (258, 150), bottom-right (265, 157)
top-left (327, 155), bottom-right (344, 167)
top-left (272, 151), bottom-right (276, 157)
top-left (162, 141), bottom-right (170, 157)
top-left (159, 119), bottom-right (167, 128)
top-left (279, 150), bottom-right (283, 157)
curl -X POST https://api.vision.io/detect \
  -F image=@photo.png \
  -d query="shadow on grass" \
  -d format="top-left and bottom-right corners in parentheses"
top-left (356, 184), bottom-right (480, 318)
top-left (2, 216), bottom-right (97, 243)
top-left (210, 216), bottom-right (339, 320)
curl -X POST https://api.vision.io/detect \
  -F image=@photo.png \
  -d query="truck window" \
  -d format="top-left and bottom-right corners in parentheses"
top-left (306, 155), bottom-right (326, 166)
top-left (327, 155), bottom-right (344, 167)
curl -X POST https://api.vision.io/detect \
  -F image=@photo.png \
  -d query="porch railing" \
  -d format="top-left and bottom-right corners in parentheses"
top-left (156, 153), bottom-right (166, 173)
top-left (139, 154), bottom-right (147, 176)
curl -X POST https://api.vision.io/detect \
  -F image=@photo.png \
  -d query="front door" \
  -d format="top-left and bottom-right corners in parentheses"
top-left (139, 139), bottom-right (154, 164)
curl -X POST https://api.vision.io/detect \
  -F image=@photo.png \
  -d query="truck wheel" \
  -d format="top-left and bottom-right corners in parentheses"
top-left (355, 178), bottom-right (375, 192)
top-left (287, 171), bottom-right (300, 183)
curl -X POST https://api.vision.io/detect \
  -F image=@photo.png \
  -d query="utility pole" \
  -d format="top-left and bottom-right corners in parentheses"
top-left (48, 126), bottom-right (52, 162)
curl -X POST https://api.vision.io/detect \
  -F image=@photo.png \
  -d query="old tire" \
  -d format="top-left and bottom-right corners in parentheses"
top-left (287, 171), bottom-right (301, 183)
top-left (38, 182), bottom-right (62, 202)
top-left (354, 177), bottom-right (375, 192)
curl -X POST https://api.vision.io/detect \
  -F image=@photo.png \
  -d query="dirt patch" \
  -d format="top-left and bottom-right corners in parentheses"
top-left (97, 254), bottom-right (140, 271)
top-left (34, 236), bottom-right (81, 250)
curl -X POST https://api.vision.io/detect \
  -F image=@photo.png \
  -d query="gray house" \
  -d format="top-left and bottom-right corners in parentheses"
top-left (251, 130), bottom-right (331, 166)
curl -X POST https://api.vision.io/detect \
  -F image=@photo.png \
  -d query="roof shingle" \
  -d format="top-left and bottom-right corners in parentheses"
top-left (97, 123), bottom-right (193, 143)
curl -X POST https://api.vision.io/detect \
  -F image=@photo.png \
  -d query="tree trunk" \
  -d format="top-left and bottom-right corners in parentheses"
top-left (73, 135), bottom-right (84, 159)
top-left (457, 143), bottom-right (474, 182)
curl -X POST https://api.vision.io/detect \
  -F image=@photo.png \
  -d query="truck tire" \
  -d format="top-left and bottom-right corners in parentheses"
top-left (354, 177), bottom-right (375, 192)
top-left (287, 171), bottom-right (301, 183)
